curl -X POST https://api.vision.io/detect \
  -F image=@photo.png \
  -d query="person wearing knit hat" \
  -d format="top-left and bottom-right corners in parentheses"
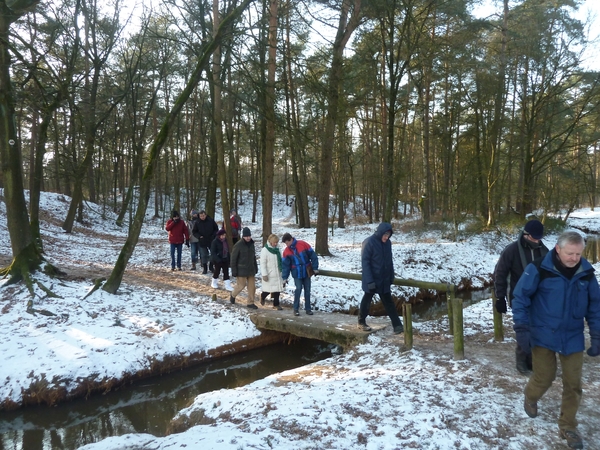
top-left (210, 228), bottom-right (233, 291)
top-left (493, 219), bottom-right (549, 373)
top-left (230, 227), bottom-right (259, 309)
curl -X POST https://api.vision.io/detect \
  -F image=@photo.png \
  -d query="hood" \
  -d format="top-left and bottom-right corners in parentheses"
top-left (375, 222), bottom-right (393, 239)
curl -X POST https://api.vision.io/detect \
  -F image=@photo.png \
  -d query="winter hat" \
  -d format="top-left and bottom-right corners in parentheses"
top-left (524, 220), bottom-right (544, 240)
top-left (217, 229), bottom-right (227, 237)
top-left (171, 210), bottom-right (180, 218)
top-left (191, 210), bottom-right (198, 217)
top-left (242, 227), bottom-right (251, 237)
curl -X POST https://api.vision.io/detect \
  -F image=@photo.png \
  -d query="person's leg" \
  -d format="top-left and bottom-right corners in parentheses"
top-left (261, 291), bottom-right (270, 305)
top-left (303, 277), bottom-right (312, 311)
top-left (213, 262), bottom-right (222, 280)
top-left (222, 262), bottom-right (230, 280)
top-left (525, 346), bottom-right (557, 403)
top-left (379, 292), bottom-right (402, 328)
top-left (176, 244), bottom-right (182, 269)
top-left (170, 244), bottom-right (176, 269)
top-left (359, 292), bottom-right (374, 324)
top-left (558, 351), bottom-right (583, 432)
top-left (190, 242), bottom-right (198, 263)
top-left (247, 276), bottom-right (256, 304)
top-left (199, 247), bottom-right (209, 272)
top-left (272, 292), bottom-right (280, 307)
top-left (232, 276), bottom-right (247, 299)
top-left (293, 277), bottom-right (302, 311)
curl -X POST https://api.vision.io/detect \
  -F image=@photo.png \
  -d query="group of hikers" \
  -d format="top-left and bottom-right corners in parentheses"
top-left (167, 208), bottom-right (600, 449)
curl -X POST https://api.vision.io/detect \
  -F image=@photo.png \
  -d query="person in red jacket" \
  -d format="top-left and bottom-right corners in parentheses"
top-left (165, 210), bottom-right (189, 271)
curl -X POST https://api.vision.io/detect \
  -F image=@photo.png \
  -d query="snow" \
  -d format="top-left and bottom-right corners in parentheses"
top-left (1, 191), bottom-right (600, 449)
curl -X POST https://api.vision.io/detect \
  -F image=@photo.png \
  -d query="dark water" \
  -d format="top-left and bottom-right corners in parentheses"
top-left (410, 287), bottom-right (493, 321)
top-left (0, 339), bottom-right (333, 450)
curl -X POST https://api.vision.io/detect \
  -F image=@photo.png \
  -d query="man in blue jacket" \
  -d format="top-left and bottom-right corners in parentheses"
top-left (513, 231), bottom-right (600, 449)
top-left (358, 223), bottom-right (403, 334)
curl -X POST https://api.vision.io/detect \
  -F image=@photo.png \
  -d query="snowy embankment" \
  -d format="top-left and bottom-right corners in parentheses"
top-left (2, 192), bottom-right (600, 449)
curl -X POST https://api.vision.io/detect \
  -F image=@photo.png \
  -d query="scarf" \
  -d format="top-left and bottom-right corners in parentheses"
top-left (266, 243), bottom-right (282, 271)
top-left (222, 238), bottom-right (229, 258)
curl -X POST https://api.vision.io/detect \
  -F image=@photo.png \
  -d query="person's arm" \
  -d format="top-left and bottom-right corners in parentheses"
top-left (361, 240), bottom-right (375, 288)
top-left (165, 219), bottom-right (174, 231)
top-left (281, 252), bottom-right (291, 280)
top-left (493, 249), bottom-right (511, 300)
top-left (231, 243), bottom-right (239, 276)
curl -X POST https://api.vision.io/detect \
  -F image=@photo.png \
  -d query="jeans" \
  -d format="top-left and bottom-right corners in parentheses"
top-left (525, 346), bottom-right (583, 431)
top-left (199, 246), bottom-right (210, 265)
top-left (293, 277), bottom-right (312, 311)
top-left (190, 242), bottom-right (199, 263)
top-left (359, 291), bottom-right (402, 328)
top-left (170, 243), bottom-right (182, 269)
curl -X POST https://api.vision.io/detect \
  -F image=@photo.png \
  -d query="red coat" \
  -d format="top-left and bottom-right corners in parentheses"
top-left (165, 218), bottom-right (189, 244)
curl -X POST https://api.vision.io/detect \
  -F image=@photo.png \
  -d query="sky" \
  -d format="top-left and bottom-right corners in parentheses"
top-left (1, 190), bottom-right (600, 449)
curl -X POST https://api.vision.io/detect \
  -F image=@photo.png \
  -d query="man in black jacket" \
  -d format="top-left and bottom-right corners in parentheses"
top-left (494, 219), bottom-right (549, 374)
top-left (192, 210), bottom-right (218, 274)
top-left (230, 227), bottom-right (259, 309)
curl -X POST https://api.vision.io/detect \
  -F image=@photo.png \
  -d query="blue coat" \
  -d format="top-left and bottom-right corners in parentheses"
top-left (512, 250), bottom-right (600, 355)
top-left (361, 223), bottom-right (395, 294)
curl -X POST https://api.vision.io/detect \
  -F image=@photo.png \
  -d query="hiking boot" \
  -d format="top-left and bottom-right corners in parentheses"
top-left (191, 262), bottom-right (197, 270)
top-left (230, 295), bottom-right (235, 304)
top-left (357, 323), bottom-right (372, 332)
top-left (306, 310), bottom-right (313, 315)
top-left (247, 304), bottom-right (258, 310)
top-left (394, 325), bottom-right (404, 334)
top-left (202, 264), bottom-right (208, 274)
top-left (516, 352), bottom-right (531, 374)
top-left (560, 429), bottom-right (583, 449)
top-left (260, 295), bottom-right (266, 306)
top-left (294, 310), bottom-right (300, 316)
top-left (177, 267), bottom-right (182, 271)
top-left (274, 305), bottom-right (283, 310)
top-left (171, 268), bottom-right (175, 272)
top-left (524, 395), bottom-right (538, 418)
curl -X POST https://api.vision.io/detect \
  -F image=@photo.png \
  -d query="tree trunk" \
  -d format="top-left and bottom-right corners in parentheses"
top-left (102, 0), bottom-right (252, 293)
top-left (315, 0), bottom-right (361, 255)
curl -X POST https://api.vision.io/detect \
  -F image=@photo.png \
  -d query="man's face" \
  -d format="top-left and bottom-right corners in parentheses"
top-left (556, 242), bottom-right (584, 268)
top-left (199, 213), bottom-right (207, 220)
top-left (284, 239), bottom-right (292, 248)
top-left (243, 235), bottom-right (252, 242)
top-left (524, 233), bottom-right (541, 244)
top-left (381, 231), bottom-right (391, 243)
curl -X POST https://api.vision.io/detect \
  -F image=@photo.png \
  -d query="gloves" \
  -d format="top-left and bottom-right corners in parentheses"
top-left (368, 282), bottom-right (376, 293)
top-left (588, 330), bottom-right (600, 357)
top-left (514, 324), bottom-right (531, 354)
top-left (495, 296), bottom-right (507, 314)
top-left (262, 275), bottom-right (269, 282)
top-left (185, 240), bottom-right (190, 247)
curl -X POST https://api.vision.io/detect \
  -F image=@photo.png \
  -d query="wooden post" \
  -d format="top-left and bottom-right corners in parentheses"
top-left (403, 303), bottom-right (413, 350)
top-left (212, 294), bottom-right (217, 302)
top-left (447, 284), bottom-right (454, 335)
top-left (452, 297), bottom-right (464, 360)
top-left (492, 290), bottom-right (504, 342)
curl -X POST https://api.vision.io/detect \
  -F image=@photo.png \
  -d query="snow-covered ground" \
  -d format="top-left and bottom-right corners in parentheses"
top-left (1, 191), bottom-right (600, 449)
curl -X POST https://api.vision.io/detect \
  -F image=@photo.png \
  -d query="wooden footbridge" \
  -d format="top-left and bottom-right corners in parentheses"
top-left (244, 269), bottom-right (468, 357)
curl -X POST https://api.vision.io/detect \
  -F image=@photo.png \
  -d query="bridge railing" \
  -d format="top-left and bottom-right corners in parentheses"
top-left (316, 269), bottom-right (464, 360)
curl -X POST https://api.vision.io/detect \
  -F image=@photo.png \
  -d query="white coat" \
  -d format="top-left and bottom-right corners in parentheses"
top-left (260, 243), bottom-right (284, 293)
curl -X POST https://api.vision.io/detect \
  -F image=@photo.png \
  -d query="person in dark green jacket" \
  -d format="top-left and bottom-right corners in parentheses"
top-left (230, 227), bottom-right (259, 309)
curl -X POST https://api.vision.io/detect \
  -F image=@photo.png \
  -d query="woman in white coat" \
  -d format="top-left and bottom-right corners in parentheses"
top-left (260, 234), bottom-right (284, 310)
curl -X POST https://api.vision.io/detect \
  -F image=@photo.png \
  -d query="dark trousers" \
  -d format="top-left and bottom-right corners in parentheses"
top-left (359, 291), bottom-right (401, 328)
top-left (212, 261), bottom-right (230, 280)
top-left (261, 291), bottom-right (280, 306)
